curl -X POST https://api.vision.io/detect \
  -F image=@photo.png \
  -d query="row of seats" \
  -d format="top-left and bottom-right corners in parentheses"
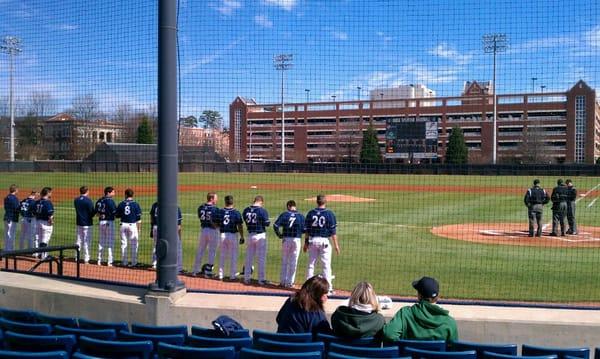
top-left (0, 307), bottom-right (598, 359)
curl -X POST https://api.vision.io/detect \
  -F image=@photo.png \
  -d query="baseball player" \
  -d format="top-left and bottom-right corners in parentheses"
top-left (34, 187), bottom-right (54, 259)
top-left (550, 179), bottom-right (569, 237)
top-left (273, 200), bottom-right (305, 288)
top-left (192, 192), bottom-right (220, 277)
top-left (242, 195), bottom-right (270, 285)
top-left (3, 184), bottom-right (20, 251)
top-left (115, 188), bottom-right (142, 267)
top-left (19, 190), bottom-right (38, 250)
top-left (304, 194), bottom-right (339, 294)
top-left (96, 186), bottom-right (117, 266)
top-left (216, 195), bottom-right (244, 280)
top-left (565, 179), bottom-right (578, 235)
top-left (523, 179), bottom-right (549, 237)
top-left (74, 186), bottom-right (96, 264)
top-left (149, 202), bottom-right (183, 271)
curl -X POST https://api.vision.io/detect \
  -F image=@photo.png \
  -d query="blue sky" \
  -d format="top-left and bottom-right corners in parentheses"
top-left (1, 0), bottom-right (599, 126)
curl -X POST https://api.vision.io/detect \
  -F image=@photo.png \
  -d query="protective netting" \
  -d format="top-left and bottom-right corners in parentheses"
top-left (1, 0), bottom-right (600, 305)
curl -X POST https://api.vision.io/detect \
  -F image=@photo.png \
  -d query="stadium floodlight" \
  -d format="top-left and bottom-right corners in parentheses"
top-left (305, 89), bottom-right (310, 103)
top-left (357, 86), bottom-right (362, 100)
top-left (1, 36), bottom-right (22, 162)
top-left (273, 54), bottom-right (293, 163)
top-left (483, 33), bottom-right (508, 165)
top-left (531, 77), bottom-right (537, 93)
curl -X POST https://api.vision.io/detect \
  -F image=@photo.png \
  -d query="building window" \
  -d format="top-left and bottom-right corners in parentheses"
top-left (575, 95), bottom-right (586, 163)
top-left (235, 109), bottom-right (242, 156)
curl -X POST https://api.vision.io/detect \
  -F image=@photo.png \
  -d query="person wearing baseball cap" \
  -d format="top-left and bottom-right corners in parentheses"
top-left (382, 276), bottom-right (458, 342)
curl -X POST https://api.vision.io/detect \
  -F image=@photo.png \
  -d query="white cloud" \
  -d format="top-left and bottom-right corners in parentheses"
top-left (209, 0), bottom-right (242, 16)
top-left (181, 38), bottom-right (243, 74)
top-left (320, 71), bottom-right (406, 101)
top-left (376, 31), bottom-right (392, 43)
top-left (429, 42), bottom-right (473, 65)
top-left (48, 24), bottom-right (79, 31)
top-left (262, 0), bottom-right (297, 11)
top-left (586, 25), bottom-right (600, 47)
top-left (254, 14), bottom-right (273, 28)
top-left (331, 31), bottom-right (348, 41)
top-left (400, 63), bottom-right (459, 84)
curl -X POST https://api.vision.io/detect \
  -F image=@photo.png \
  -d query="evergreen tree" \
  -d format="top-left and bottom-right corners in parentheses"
top-left (136, 117), bottom-right (154, 144)
top-left (445, 126), bottom-right (468, 164)
top-left (360, 125), bottom-right (382, 163)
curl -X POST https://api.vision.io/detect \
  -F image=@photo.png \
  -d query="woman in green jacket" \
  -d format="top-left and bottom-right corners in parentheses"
top-left (331, 281), bottom-right (385, 339)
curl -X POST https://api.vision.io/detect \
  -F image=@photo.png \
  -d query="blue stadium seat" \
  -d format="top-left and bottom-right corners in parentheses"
top-left (0, 329), bottom-right (3, 349)
top-left (77, 318), bottom-right (129, 332)
top-left (131, 323), bottom-right (188, 337)
top-left (394, 339), bottom-right (446, 355)
top-left (596, 349), bottom-right (600, 359)
top-left (0, 350), bottom-right (68, 359)
top-left (186, 334), bottom-right (252, 352)
top-left (329, 342), bottom-right (400, 358)
top-left (157, 342), bottom-right (236, 359)
top-left (451, 341), bottom-right (517, 358)
top-left (254, 337), bottom-right (325, 355)
top-left (0, 308), bottom-right (38, 323)
top-left (36, 313), bottom-right (78, 328)
top-left (0, 318), bottom-right (52, 335)
top-left (53, 325), bottom-right (116, 340)
top-left (328, 353), bottom-right (410, 359)
top-left (78, 335), bottom-right (153, 359)
top-left (252, 329), bottom-right (313, 344)
top-left (405, 347), bottom-right (477, 359)
top-left (71, 353), bottom-right (103, 359)
top-left (314, 332), bottom-right (379, 349)
top-left (118, 330), bottom-right (186, 347)
top-left (522, 345), bottom-right (590, 359)
top-left (3, 331), bottom-right (76, 355)
top-left (190, 325), bottom-right (250, 338)
top-left (239, 347), bottom-right (321, 359)
top-left (482, 352), bottom-right (557, 359)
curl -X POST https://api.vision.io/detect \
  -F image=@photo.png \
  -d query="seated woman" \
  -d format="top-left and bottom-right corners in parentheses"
top-left (276, 275), bottom-right (332, 334)
top-left (331, 281), bottom-right (385, 338)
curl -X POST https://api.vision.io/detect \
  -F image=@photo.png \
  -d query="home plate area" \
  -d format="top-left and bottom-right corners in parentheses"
top-left (431, 223), bottom-right (600, 247)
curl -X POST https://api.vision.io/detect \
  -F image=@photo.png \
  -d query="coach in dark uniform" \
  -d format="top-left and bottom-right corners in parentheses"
top-left (524, 179), bottom-right (549, 237)
top-left (565, 179), bottom-right (577, 235)
top-left (550, 179), bottom-right (569, 237)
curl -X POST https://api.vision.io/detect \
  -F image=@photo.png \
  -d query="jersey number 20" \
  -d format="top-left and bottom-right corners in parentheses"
top-left (311, 215), bottom-right (326, 228)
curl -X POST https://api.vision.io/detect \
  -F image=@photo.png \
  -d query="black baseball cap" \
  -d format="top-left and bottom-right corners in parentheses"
top-left (412, 276), bottom-right (440, 299)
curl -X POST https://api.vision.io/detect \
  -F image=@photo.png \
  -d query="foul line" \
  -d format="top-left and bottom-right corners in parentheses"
top-left (588, 198), bottom-right (598, 208)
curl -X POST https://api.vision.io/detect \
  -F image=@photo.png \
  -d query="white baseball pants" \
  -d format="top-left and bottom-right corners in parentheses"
top-left (76, 225), bottom-right (92, 263)
top-left (120, 223), bottom-right (139, 266)
top-left (36, 220), bottom-right (53, 259)
top-left (19, 217), bottom-right (36, 250)
top-left (306, 236), bottom-right (333, 290)
top-left (245, 232), bottom-right (267, 282)
top-left (98, 220), bottom-right (115, 265)
top-left (192, 227), bottom-right (220, 273)
top-left (219, 232), bottom-right (239, 279)
top-left (280, 237), bottom-right (301, 286)
top-left (3, 220), bottom-right (17, 251)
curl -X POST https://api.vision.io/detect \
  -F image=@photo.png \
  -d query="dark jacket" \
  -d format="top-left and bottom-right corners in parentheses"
top-left (331, 306), bottom-right (385, 339)
top-left (276, 298), bottom-right (331, 335)
top-left (551, 185), bottom-right (569, 210)
top-left (382, 300), bottom-right (458, 342)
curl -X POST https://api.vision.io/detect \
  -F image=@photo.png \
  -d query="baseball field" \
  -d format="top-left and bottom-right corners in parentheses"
top-left (2, 172), bottom-right (600, 304)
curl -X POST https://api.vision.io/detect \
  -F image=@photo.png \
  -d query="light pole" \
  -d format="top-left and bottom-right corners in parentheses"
top-left (331, 95), bottom-right (336, 102)
top-left (1, 36), bottom-right (22, 162)
top-left (305, 89), bottom-right (310, 103)
top-left (483, 33), bottom-right (507, 165)
top-left (273, 54), bottom-right (293, 163)
top-left (540, 85), bottom-right (546, 93)
top-left (357, 86), bottom-right (362, 100)
top-left (531, 77), bottom-right (537, 93)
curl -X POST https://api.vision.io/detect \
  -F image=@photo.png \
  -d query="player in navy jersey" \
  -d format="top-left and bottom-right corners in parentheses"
top-left (74, 186), bottom-right (96, 264)
top-left (115, 188), bottom-right (142, 267)
top-left (273, 200), bottom-right (305, 288)
top-left (304, 194), bottom-right (339, 293)
top-left (192, 192), bottom-right (220, 277)
top-left (96, 187), bottom-right (117, 266)
top-left (19, 190), bottom-right (38, 250)
top-left (34, 187), bottom-right (54, 259)
top-left (3, 184), bottom-right (20, 251)
top-left (149, 202), bottom-right (183, 271)
top-left (242, 195), bottom-right (270, 285)
top-left (216, 195), bottom-right (244, 280)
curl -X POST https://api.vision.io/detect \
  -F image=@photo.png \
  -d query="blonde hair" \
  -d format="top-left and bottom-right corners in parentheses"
top-left (348, 281), bottom-right (380, 312)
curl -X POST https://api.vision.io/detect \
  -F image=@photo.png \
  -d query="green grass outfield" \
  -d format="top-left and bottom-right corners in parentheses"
top-left (2, 172), bottom-right (600, 303)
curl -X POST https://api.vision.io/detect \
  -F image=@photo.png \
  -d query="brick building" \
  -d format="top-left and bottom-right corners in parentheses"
top-left (229, 80), bottom-right (600, 164)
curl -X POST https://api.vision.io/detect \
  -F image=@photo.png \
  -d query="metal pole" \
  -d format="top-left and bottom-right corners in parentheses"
top-left (305, 89), bottom-right (309, 103)
top-left (9, 52), bottom-right (14, 162)
top-left (492, 51), bottom-right (497, 165)
top-left (151, 0), bottom-right (184, 292)
top-left (281, 69), bottom-right (285, 163)
top-left (531, 77), bottom-right (537, 93)
top-left (357, 86), bottom-right (361, 100)
top-left (483, 34), bottom-right (507, 165)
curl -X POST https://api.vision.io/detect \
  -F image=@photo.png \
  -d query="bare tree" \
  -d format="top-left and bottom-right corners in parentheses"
top-left (115, 103), bottom-right (134, 123)
top-left (519, 122), bottom-right (552, 164)
top-left (70, 94), bottom-right (100, 120)
top-left (27, 91), bottom-right (55, 117)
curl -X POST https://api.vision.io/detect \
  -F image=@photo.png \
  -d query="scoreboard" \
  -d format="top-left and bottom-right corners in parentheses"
top-left (384, 117), bottom-right (438, 160)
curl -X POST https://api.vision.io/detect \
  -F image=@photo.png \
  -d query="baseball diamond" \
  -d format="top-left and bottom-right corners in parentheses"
top-left (1, 172), bottom-right (600, 303)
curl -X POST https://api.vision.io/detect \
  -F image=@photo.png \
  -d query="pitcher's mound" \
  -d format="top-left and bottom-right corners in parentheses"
top-left (432, 223), bottom-right (600, 247)
top-left (304, 194), bottom-right (376, 203)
